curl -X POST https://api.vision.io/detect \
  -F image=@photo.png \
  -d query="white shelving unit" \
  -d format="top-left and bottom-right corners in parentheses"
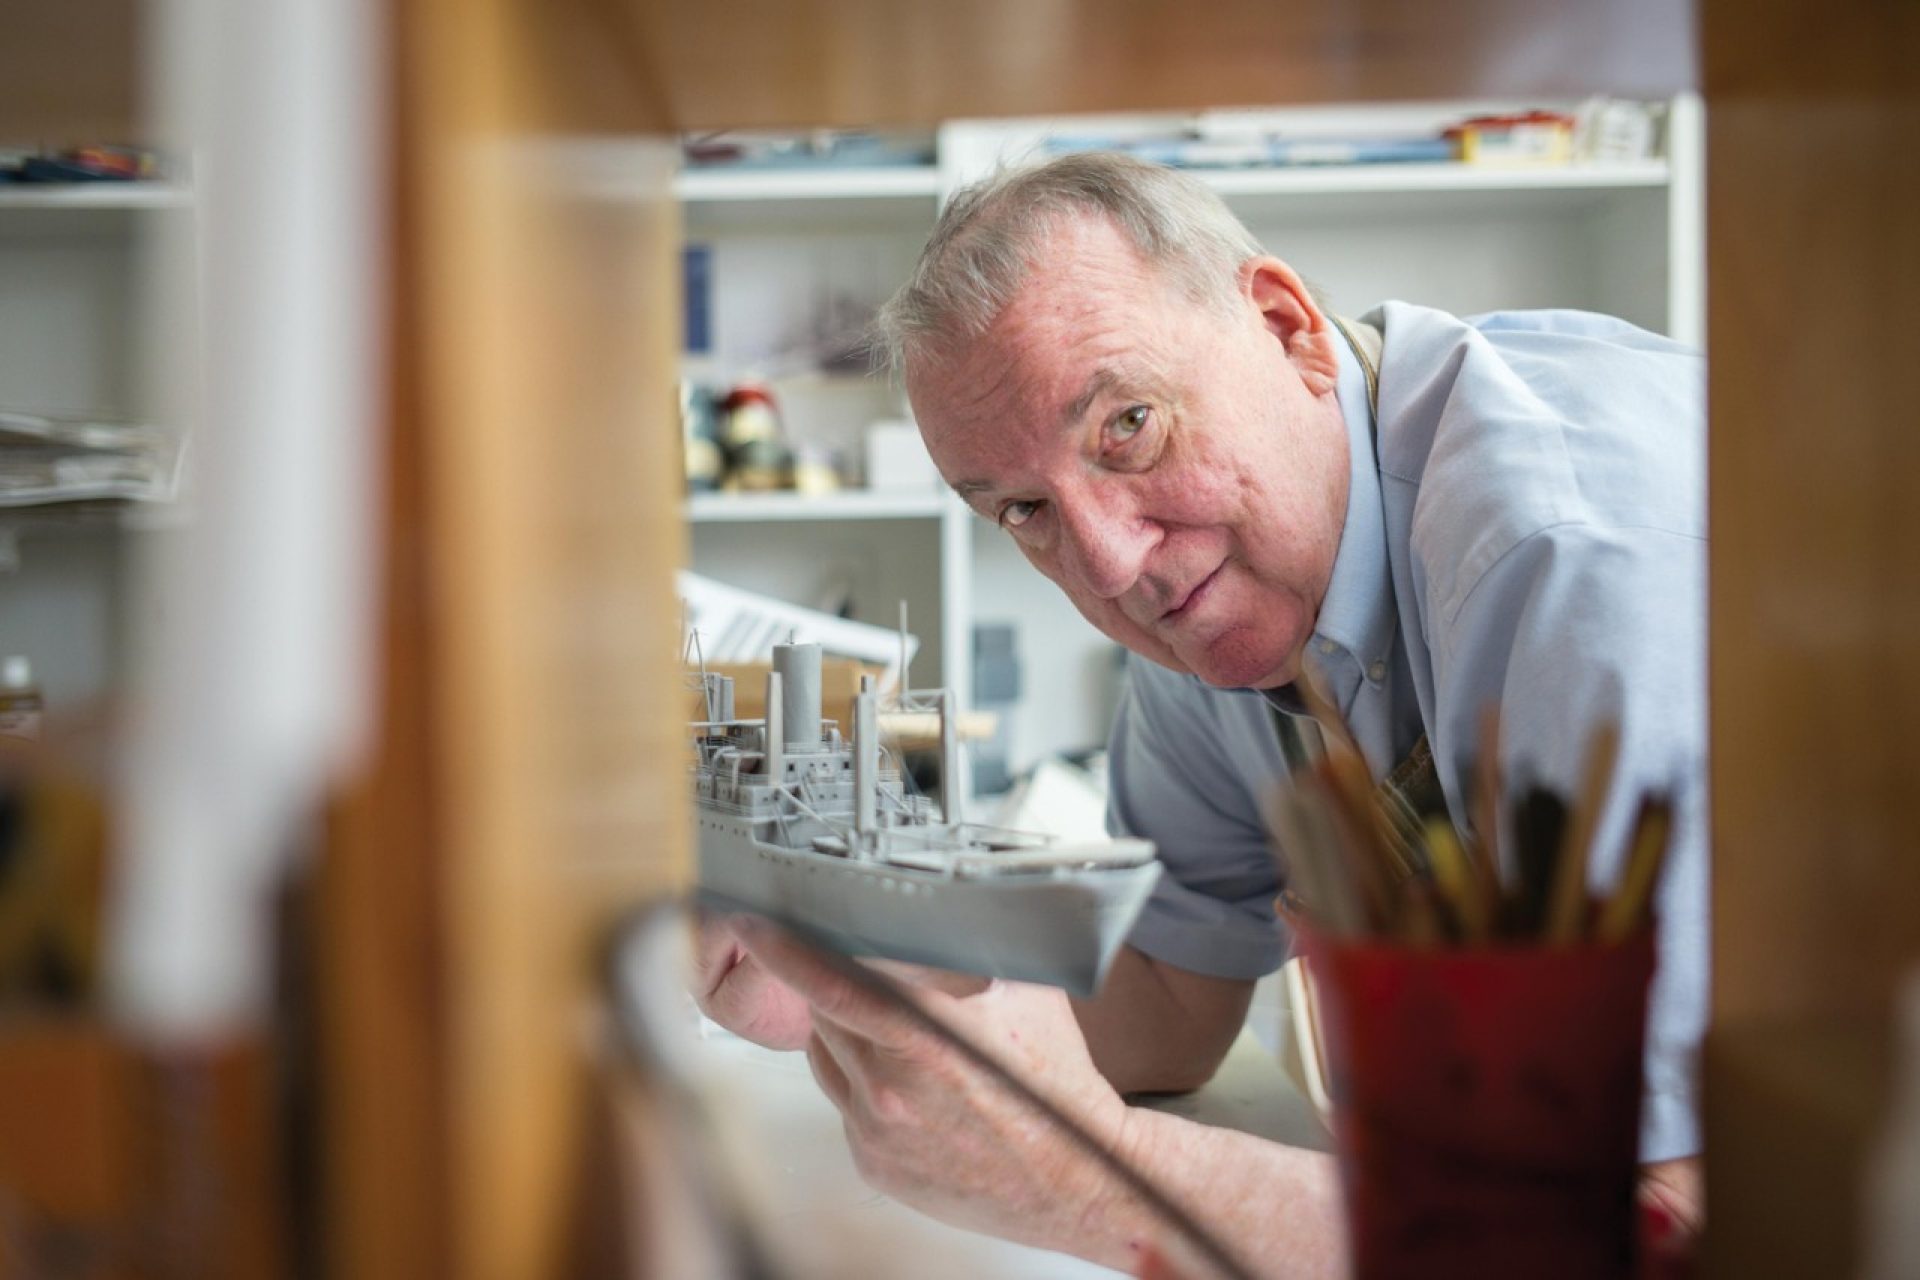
top-left (679, 98), bottom-right (1705, 779)
top-left (0, 179), bottom-right (194, 711)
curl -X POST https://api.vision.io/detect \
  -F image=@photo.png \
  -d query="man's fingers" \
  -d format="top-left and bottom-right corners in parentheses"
top-left (865, 957), bottom-right (994, 999)
top-left (805, 1029), bottom-right (855, 1111)
top-left (689, 909), bottom-right (749, 991)
top-left (732, 917), bottom-right (919, 1052)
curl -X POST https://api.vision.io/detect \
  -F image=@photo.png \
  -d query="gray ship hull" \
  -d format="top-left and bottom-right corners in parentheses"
top-left (697, 825), bottom-right (1162, 997)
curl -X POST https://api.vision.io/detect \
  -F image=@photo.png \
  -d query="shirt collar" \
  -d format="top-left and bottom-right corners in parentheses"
top-left (1300, 326), bottom-right (1398, 699)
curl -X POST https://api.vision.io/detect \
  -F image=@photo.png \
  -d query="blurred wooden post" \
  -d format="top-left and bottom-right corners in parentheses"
top-left (1700, 4), bottom-right (1920, 1276)
top-left (324, 1), bottom-right (685, 1277)
top-left (0, 0), bottom-right (141, 142)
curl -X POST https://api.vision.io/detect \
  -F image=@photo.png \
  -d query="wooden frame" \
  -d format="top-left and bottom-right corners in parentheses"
top-left (13, 1), bottom-right (1914, 1276)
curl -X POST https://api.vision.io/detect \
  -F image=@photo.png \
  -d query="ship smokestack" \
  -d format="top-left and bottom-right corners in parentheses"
top-left (853, 674), bottom-right (877, 847)
top-left (772, 641), bottom-right (822, 750)
top-left (939, 687), bottom-right (962, 825)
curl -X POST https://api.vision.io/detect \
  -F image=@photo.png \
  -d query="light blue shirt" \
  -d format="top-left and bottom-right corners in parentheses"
top-left (1107, 302), bottom-right (1707, 1160)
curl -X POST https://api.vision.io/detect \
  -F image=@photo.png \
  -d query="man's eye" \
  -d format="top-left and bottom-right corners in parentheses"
top-left (1112, 405), bottom-right (1151, 443)
top-left (999, 499), bottom-right (1040, 528)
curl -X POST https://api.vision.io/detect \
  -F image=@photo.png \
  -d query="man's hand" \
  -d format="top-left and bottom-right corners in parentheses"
top-left (1639, 1156), bottom-right (1703, 1238)
top-left (733, 917), bottom-right (1145, 1262)
top-left (690, 911), bottom-right (814, 1050)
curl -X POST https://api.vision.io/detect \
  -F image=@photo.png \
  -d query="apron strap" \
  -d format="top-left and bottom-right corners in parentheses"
top-left (1329, 313), bottom-right (1383, 413)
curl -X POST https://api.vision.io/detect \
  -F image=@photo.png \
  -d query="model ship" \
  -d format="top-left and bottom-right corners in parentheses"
top-left (690, 639), bottom-right (1161, 995)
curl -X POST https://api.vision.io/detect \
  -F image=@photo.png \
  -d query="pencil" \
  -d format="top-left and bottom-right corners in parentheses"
top-left (1546, 721), bottom-right (1621, 943)
top-left (1597, 794), bottom-right (1673, 943)
top-left (1311, 760), bottom-right (1398, 931)
top-left (1422, 817), bottom-right (1491, 942)
top-left (1510, 786), bottom-right (1566, 938)
top-left (1264, 784), bottom-right (1363, 936)
top-left (1470, 704), bottom-right (1506, 894)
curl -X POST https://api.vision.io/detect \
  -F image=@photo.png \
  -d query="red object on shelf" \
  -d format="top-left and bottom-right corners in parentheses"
top-left (1303, 930), bottom-right (1657, 1280)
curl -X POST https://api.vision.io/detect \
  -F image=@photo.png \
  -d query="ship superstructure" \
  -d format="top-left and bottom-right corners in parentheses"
top-left (691, 640), bottom-right (1161, 995)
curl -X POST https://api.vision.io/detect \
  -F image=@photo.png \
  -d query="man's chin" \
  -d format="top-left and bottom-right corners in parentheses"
top-left (1180, 634), bottom-right (1299, 691)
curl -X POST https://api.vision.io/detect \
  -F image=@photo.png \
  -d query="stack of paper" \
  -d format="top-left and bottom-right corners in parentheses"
top-left (0, 410), bottom-right (187, 507)
top-left (677, 570), bottom-right (918, 693)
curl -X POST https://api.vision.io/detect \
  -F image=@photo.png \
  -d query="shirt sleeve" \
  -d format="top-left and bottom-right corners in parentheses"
top-left (1105, 657), bottom-right (1290, 980)
top-left (1429, 521), bottom-right (1710, 1162)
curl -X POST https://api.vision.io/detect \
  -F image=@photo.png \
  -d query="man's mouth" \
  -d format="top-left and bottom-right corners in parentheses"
top-left (1159, 565), bottom-right (1223, 624)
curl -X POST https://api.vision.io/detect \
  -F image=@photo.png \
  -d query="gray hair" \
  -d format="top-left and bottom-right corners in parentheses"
top-left (872, 151), bottom-right (1267, 379)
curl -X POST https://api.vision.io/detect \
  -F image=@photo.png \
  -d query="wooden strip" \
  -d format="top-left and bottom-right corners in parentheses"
top-left (1703, 1), bottom-right (1920, 1274)
top-left (623, 0), bottom-right (1693, 132)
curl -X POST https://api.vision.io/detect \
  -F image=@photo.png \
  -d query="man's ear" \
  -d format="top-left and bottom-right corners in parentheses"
top-left (1244, 258), bottom-right (1339, 396)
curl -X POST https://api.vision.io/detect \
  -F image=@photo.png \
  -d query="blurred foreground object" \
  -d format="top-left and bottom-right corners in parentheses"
top-left (1273, 710), bottom-right (1675, 1278)
top-left (0, 747), bottom-right (107, 1006)
top-left (0, 737), bottom-right (282, 1278)
top-left (0, 1026), bottom-right (283, 1280)
top-left (0, 661), bottom-right (43, 743)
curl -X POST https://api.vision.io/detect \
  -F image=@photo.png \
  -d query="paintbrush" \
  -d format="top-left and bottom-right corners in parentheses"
top-left (1596, 794), bottom-right (1673, 943)
top-left (1546, 722), bottom-right (1622, 943)
top-left (1508, 786), bottom-right (1566, 938)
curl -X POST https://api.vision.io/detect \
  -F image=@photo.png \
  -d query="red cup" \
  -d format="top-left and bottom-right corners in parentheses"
top-left (1301, 930), bottom-right (1656, 1280)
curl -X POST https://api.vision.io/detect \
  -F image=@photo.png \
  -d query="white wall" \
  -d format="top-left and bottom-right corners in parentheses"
top-left (1244, 192), bottom-right (1671, 331)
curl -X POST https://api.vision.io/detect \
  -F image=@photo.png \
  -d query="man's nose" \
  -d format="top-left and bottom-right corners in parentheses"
top-left (1053, 491), bottom-right (1155, 601)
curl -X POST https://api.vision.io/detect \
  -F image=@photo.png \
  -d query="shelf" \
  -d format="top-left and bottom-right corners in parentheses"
top-left (677, 167), bottom-right (941, 232)
top-left (1197, 159), bottom-right (1668, 196)
top-left (676, 167), bottom-right (941, 202)
top-left (1201, 160), bottom-right (1669, 223)
top-left (685, 490), bottom-right (954, 523)
top-left (0, 183), bottom-right (191, 210)
top-left (672, 159), bottom-right (1669, 232)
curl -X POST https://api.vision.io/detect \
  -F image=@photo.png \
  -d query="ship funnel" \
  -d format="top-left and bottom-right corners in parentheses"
top-left (853, 674), bottom-right (877, 846)
top-left (939, 688), bottom-right (962, 825)
top-left (772, 641), bottom-right (822, 750)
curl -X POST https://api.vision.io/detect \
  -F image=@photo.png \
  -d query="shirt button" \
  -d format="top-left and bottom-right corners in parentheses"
top-left (1318, 639), bottom-right (1338, 656)
top-left (1367, 660), bottom-right (1386, 683)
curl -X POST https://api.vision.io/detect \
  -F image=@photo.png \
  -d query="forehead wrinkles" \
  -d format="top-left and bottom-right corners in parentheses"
top-left (933, 303), bottom-right (1086, 431)
top-left (923, 235), bottom-right (1187, 479)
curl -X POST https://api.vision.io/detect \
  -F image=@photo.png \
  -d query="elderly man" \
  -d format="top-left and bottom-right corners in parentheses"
top-left (695, 152), bottom-right (1706, 1273)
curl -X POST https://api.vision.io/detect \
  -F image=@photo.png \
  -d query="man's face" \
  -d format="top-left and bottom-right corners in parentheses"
top-left (910, 217), bottom-right (1351, 690)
